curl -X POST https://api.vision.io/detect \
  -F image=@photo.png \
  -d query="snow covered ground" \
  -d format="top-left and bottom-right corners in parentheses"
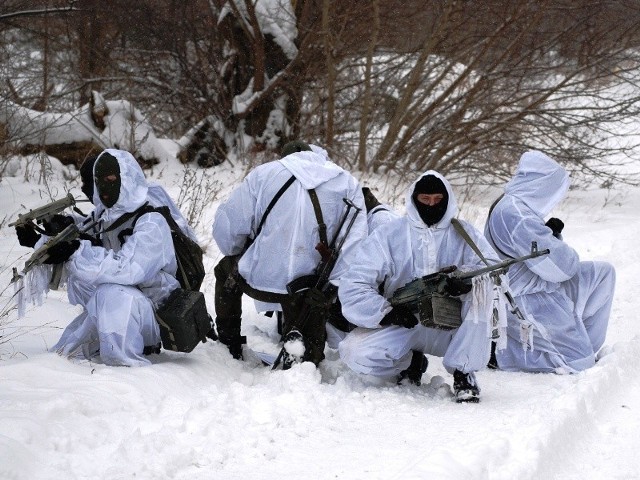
top-left (1, 150), bottom-right (639, 480)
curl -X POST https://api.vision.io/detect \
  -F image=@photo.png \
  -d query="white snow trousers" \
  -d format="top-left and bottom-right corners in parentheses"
top-left (497, 261), bottom-right (615, 373)
top-left (338, 310), bottom-right (491, 377)
top-left (326, 323), bottom-right (348, 350)
top-left (51, 276), bottom-right (161, 367)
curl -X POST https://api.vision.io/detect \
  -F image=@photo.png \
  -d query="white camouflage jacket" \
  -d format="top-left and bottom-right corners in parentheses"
top-left (212, 145), bottom-right (367, 294)
top-left (66, 149), bottom-right (180, 307)
top-left (339, 170), bottom-right (499, 329)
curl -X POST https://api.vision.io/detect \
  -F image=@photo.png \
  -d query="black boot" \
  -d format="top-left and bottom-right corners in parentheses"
top-left (281, 329), bottom-right (305, 370)
top-left (143, 343), bottom-right (162, 355)
top-left (205, 315), bottom-right (218, 341)
top-left (453, 369), bottom-right (480, 403)
top-left (218, 333), bottom-right (246, 360)
top-left (216, 316), bottom-right (245, 360)
top-left (398, 351), bottom-right (428, 386)
top-left (487, 341), bottom-right (498, 369)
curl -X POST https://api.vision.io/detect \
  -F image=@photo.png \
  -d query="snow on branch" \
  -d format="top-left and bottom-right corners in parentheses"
top-left (0, 2), bottom-right (79, 21)
top-left (0, 93), bottom-right (172, 167)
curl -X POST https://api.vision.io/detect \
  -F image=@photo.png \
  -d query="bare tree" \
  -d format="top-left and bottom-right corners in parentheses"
top-left (2, 0), bottom-right (640, 186)
top-left (357, 0), bottom-right (379, 171)
top-left (296, 0), bottom-right (640, 185)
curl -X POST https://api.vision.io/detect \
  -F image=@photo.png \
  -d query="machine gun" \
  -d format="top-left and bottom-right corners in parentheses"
top-left (9, 193), bottom-right (86, 232)
top-left (390, 242), bottom-right (550, 330)
top-left (272, 198), bottom-right (362, 370)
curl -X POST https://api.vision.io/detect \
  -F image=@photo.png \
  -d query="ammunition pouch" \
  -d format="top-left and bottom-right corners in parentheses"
top-left (415, 293), bottom-right (462, 330)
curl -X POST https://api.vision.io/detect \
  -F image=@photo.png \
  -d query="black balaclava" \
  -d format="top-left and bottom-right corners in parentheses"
top-left (94, 152), bottom-right (121, 208)
top-left (79, 155), bottom-right (98, 202)
top-left (411, 174), bottom-right (449, 226)
top-left (281, 140), bottom-right (311, 158)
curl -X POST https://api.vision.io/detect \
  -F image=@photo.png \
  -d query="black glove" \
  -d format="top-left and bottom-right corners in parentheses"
top-left (78, 232), bottom-right (102, 246)
top-left (304, 286), bottom-right (335, 311)
top-left (218, 333), bottom-right (246, 360)
top-left (42, 214), bottom-right (75, 236)
top-left (15, 224), bottom-right (41, 248)
top-left (43, 240), bottom-right (80, 265)
top-left (443, 276), bottom-right (472, 296)
top-left (380, 305), bottom-right (418, 328)
top-left (545, 217), bottom-right (564, 239)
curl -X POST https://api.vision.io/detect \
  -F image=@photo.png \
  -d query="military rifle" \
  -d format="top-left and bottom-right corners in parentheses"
top-left (9, 193), bottom-right (87, 231)
top-left (11, 219), bottom-right (99, 289)
top-left (272, 197), bottom-right (362, 370)
top-left (11, 193), bottom-right (92, 290)
top-left (390, 242), bottom-right (550, 329)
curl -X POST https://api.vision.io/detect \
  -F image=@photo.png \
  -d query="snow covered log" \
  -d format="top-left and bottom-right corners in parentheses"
top-left (0, 91), bottom-right (172, 168)
top-left (175, 116), bottom-right (228, 167)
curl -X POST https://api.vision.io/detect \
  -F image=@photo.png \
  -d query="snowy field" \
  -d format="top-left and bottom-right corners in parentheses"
top-left (1, 149), bottom-right (639, 480)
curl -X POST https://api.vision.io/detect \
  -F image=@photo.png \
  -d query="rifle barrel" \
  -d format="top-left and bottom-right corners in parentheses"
top-left (457, 249), bottom-right (550, 280)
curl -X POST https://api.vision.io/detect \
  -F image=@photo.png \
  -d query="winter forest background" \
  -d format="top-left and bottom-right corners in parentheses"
top-left (3, 1), bottom-right (640, 479)
top-left (2, 0), bottom-right (640, 185)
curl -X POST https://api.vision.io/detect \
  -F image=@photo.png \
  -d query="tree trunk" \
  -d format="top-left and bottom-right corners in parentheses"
top-left (357, 0), bottom-right (380, 171)
top-left (322, 0), bottom-right (335, 149)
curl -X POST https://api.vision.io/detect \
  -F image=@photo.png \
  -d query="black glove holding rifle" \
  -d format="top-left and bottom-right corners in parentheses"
top-left (43, 239), bottom-right (81, 265)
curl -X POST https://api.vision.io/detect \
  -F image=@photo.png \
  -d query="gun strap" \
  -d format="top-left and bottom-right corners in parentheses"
top-left (72, 205), bottom-right (88, 217)
top-left (451, 218), bottom-right (490, 267)
top-left (307, 189), bottom-right (329, 247)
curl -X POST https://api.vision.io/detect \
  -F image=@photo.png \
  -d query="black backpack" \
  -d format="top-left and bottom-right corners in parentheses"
top-left (114, 204), bottom-right (205, 292)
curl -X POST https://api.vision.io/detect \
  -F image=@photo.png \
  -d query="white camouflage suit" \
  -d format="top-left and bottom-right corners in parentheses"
top-left (366, 203), bottom-right (400, 233)
top-left (325, 201), bottom-right (400, 350)
top-left (212, 145), bottom-right (367, 294)
top-left (484, 150), bottom-right (616, 373)
top-left (51, 149), bottom-right (181, 366)
top-left (338, 171), bottom-right (498, 377)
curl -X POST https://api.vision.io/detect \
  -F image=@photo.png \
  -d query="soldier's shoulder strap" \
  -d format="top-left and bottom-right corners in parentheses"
top-left (484, 194), bottom-right (514, 259)
top-left (306, 189), bottom-right (328, 247)
top-left (255, 175), bottom-right (296, 239)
